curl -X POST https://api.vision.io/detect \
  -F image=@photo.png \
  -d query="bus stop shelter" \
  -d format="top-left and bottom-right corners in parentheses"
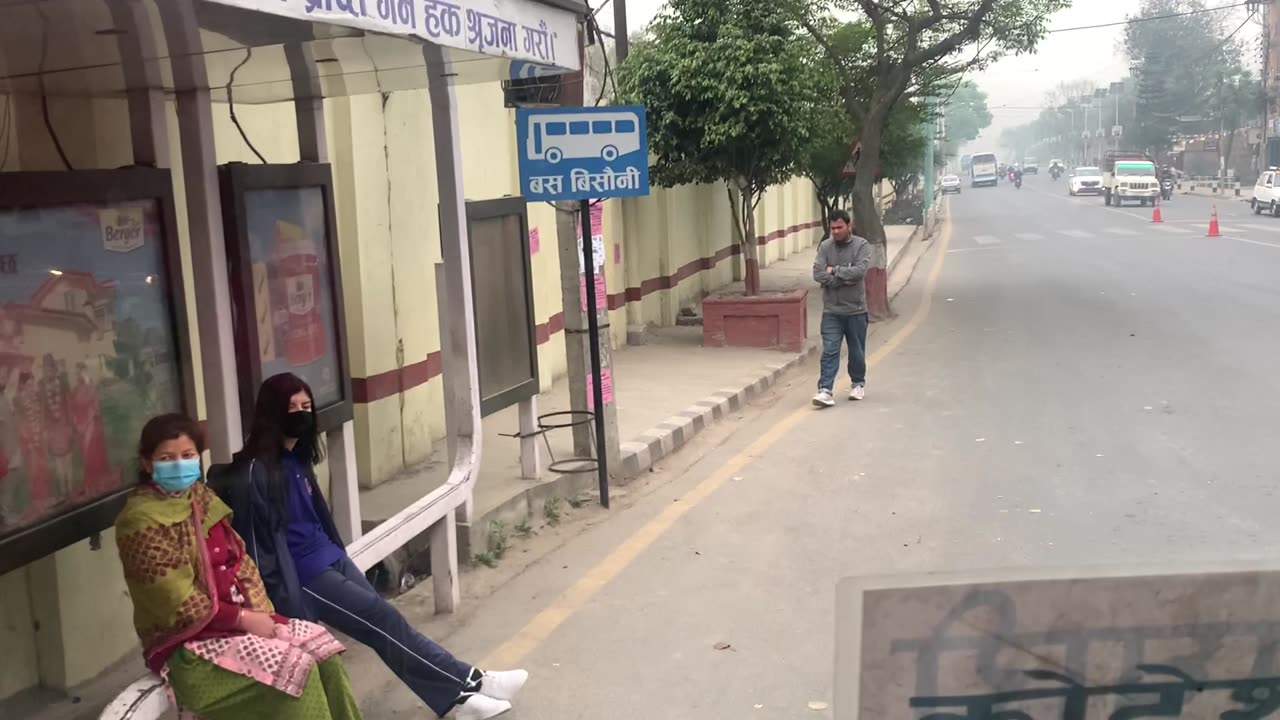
top-left (0, 0), bottom-right (583, 714)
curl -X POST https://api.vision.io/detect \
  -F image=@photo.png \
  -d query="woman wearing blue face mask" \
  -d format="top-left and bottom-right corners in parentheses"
top-left (209, 373), bottom-right (527, 720)
top-left (114, 413), bottom-right (363, 720)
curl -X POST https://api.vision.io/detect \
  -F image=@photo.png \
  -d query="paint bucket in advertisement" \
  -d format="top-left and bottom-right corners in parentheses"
top-left (270, 220), bottom-right (325, 367)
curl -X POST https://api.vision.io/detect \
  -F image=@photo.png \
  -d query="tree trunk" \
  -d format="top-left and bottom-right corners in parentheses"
top-left (851, 114), bottom-right (890, 321)
top-left (736, 177), bottom-right (761, 296)
top-left (812, 182), bottom-right (834, 235)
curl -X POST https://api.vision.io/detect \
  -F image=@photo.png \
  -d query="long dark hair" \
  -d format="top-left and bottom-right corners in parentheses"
top-left (237, 372), bottom-right (325, 469)
top-left (235, 373), bottom-right (325, 519)
top-left (137, 413), bottom-right (204, 486)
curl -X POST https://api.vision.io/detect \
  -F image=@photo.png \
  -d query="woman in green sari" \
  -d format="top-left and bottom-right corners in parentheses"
top-left (115, 413), bottom-right (362, 720)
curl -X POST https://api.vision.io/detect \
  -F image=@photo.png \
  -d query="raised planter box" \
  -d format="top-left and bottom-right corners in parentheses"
top-left (702, 288), bottom-right (808, 352)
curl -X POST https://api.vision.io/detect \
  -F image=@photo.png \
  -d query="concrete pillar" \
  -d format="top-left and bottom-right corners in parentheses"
top-left (423, 40), bottom-right (482, 612)
top-left (286, 43), bottom-right (362, 544)
top-left (556, 203), bottom-right (621, 474)
top-left (518, 396), bottom-right (542, 480)
top-left (161, 0), bottom-right (242, 460)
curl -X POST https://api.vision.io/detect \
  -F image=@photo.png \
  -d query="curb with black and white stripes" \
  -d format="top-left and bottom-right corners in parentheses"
top-left (618, 343), bottom-right (818, 479)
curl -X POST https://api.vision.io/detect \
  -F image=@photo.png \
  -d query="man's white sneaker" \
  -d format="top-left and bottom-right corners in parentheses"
top-left (456, 694), bottom-right (512, 720)
top-left (849, 385), bottom-right (865, 401)
top-left (480, 669), bottom-right (528, 702)
top-left (812, 390), bottom-right (835, 407)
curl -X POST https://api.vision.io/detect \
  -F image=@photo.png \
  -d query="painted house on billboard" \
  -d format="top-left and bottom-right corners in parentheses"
top-left (1, 272), bottom-right (118, 380)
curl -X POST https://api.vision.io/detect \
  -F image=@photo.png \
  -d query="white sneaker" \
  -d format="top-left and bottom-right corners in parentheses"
top-left (812, 389), bottom-right (835, 407)
top-left (480, 669), bottom-right (528, 702)
top-left (849, 385), bottom-right (866, 401)
top-left (456, 694), bottom-right (512, 720)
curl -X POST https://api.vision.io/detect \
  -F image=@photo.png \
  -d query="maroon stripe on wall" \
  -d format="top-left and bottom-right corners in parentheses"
top-left (351, 219), bottom-right (821, 404)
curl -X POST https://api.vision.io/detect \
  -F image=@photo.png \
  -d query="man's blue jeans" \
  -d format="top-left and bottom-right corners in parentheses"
top-left (818, 312), bottom-right (868, 391)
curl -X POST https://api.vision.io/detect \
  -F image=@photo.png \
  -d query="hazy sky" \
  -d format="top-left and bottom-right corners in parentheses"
top-left (594, 0), bottom-right (1262, 156)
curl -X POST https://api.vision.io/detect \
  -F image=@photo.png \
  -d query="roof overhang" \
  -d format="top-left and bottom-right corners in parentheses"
top-left (0, 0), bottom-right (585, 104)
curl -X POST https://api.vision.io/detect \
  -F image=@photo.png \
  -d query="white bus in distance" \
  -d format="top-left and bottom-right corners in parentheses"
top-left (527, 111), bottom-right (642, 164)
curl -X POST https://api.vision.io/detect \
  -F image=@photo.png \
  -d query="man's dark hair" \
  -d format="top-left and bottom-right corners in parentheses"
top-left (828, 209), bottom-right (851, 225)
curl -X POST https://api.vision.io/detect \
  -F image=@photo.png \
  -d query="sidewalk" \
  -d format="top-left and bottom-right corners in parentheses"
top-left (359, 224), bottom-right (927, 559)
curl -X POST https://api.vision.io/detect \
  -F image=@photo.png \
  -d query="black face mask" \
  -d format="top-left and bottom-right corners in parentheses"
top-left (282, 410), bottom-right (315, 440)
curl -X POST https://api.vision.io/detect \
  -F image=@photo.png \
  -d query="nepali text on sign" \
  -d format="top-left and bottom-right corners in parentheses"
top-left (205, 0), bottom-right (579, 72)
top-left (516, 106), bottom-right (651, 202)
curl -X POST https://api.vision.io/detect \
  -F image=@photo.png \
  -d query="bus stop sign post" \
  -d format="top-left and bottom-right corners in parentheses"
top-left (515, 105), bottom-right (650, 508)
top-left (579, 201), bottom-right (609, 508)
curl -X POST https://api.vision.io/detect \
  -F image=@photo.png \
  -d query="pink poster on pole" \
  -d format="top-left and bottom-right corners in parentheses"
top-left (586, 368), bottom-right (614, 410)
top-left (580, 273), bottom-right (608, 312)
top-left (529, 227), bottom-right (540, 255)
top-left (590, 202), bottom-right (603, 236)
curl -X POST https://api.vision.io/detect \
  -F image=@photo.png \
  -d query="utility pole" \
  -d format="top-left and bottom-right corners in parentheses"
top-left (613, 0), bottom-right (629, 63)
top-left (1261, 0), bottom-right (1270, 171)
top-left (1218, 71), bottom-right (1226, 185)
top-left (923, 98), bottom-right (936, 217)
top-left (555, 23), bottom-right (621, 501)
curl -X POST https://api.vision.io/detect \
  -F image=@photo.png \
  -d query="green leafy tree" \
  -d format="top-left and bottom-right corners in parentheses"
top-left (800, 0), bottom-right (1066, 318)
top-left (938, 82), bottom-right (993, 160)
top-left (1124, 0), bottom-right (1251, 155)
top-left (618, 0), bottom-right (830, 295)
top-left (882, 101), bottom-right (929, 199)
top-left (1212, 66), bottom-right (1261, 176)
top-left (800, 96), bottom-right (930, 234)
top-left (800, 103), bottom-right (858, 236)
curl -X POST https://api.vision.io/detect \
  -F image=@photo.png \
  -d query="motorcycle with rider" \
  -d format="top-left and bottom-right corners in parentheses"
top-left (1160, 165), bottom-right (1174, 201)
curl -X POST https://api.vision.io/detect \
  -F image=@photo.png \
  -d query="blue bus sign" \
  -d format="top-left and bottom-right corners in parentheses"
top-left (515, 105), bottom-right (650, 202)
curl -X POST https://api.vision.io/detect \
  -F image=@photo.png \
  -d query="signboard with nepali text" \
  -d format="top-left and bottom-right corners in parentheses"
top-left (835, 563), bottom-right (1280, 719)
top-left (516, 106), bottom-right (651, 202)
top-left (205, 0), bottom-right (579, 72)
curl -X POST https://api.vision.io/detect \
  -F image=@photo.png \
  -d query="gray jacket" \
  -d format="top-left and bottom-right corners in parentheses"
top-left (813, 234), bottom-right (872, 315)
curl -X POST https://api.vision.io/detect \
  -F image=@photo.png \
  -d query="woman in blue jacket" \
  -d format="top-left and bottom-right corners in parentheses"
top-left (211, 372), bottom-right (524, 720)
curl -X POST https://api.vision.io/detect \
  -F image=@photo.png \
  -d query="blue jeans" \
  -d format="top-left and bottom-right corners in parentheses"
top-left (305, 556), bottom-right (473, 716)
top-left (818, 312), bottom-right (868, 391)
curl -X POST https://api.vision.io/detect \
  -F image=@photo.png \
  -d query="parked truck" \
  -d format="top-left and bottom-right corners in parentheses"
top-left (1102, 150), bottom-right (1159, 207)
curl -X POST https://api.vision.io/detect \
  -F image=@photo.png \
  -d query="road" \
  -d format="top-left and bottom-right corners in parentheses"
top-left (364, 175), bottom-right (1280, 719)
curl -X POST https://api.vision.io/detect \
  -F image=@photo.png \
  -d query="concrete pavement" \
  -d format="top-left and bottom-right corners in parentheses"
top-left (352, 175), bottom-right (1280, 718)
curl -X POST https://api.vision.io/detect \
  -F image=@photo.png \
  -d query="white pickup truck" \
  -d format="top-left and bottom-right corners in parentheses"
top-left (1102, 151), bottom-right (1159, 207)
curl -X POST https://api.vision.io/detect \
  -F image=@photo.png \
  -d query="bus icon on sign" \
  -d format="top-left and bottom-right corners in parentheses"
top-left (526, 110), bottom-right (642, 164)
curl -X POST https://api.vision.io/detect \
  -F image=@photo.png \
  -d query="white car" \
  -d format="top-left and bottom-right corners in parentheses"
top-left (940, 174), bottom-right (961, 195)
top-left (1252, 169), bottom-right (1280, 216)
top-left (1068, 166), bottom-right (1104, 196)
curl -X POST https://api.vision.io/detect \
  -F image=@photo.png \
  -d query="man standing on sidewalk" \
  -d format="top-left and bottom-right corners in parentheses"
top-left (812, 209), bottom-right (871, 408)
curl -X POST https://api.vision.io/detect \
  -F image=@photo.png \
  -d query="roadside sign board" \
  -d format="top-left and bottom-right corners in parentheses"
top-left (516, 105), bottom-right (650, 202)
top-left (835, 563), bottom-right (1280, 719)
top-left (840, 140), bottom-right (862, 177)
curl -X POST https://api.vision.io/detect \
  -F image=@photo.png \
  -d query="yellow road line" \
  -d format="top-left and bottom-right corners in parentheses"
top-left (481, 201), bottom-right (955, 669)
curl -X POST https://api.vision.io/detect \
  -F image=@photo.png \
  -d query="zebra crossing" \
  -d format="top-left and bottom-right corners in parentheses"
top-left (951, 225), bottom-right (1206, 250)
top-left (951, 221), bottom-right (1280, 252)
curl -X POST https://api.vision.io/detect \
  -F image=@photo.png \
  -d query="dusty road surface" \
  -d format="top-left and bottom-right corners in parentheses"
top-left (361, 177), bottom-right (1280, 719)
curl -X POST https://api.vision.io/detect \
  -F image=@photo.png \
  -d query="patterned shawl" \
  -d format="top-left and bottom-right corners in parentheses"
top-left (115, 481), bottom-right (274, 673)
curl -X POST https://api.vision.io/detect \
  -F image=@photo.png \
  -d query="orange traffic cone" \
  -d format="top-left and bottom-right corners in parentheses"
top-left (1151, 200), bottom-right (1163, 223)
top-left (1207, 205), bottom-right (1221, 237)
